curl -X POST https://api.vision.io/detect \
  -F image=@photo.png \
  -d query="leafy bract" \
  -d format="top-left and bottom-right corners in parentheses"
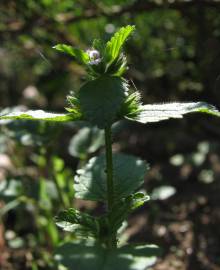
top-left (119, 91), bottom-right (142, 119)
top-left (55, 208), bottom-right (99, 238)
top-left (78, 76), bottom-right (127, 128)
top-left (128, 102), bottom-right (220, 124)
top-left (109, 193), bottom-right (150, 234)
top-left (53, 44), bottom-right (89, 64)
top-left (74, 153), bottom-right (148, 202)
top-left (55, 194), bottom-right (150, 241)
top-left (0, 110), bottom-right (77, 122)
top-left (105, 25), bottom-right (135, 64)
top-left (55, 242), bottom-right (161, 270)
top-left (129, 192), bottom-right (150, 210)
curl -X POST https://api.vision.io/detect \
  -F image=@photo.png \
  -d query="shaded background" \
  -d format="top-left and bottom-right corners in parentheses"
top-left (0, 1), bottom-right (220, 269)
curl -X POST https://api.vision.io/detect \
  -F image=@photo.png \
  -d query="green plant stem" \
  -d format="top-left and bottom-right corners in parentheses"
top-left (104, 126), bottom-right (114, 211)
top-left (104, 125), bottom-right (117, 249)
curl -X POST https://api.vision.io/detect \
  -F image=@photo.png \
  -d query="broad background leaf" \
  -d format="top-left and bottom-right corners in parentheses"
top-left (55, 242), bottom-right (160, 270)
top-left (74, 153), bottom-right (148, 201)
top-left (128, 102), bottom-right (220, 124)
top-left (68, 127), bottom-right (104, 159)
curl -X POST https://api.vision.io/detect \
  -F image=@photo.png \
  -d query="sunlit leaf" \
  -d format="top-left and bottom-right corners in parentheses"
top-left (0, 110), bottom-right (77, 122)
top-left (128, 102), bottom-right (220, 124)
top-left (105, 25), bottom-right (135, 63)
top-left (129, 192), bottom-right (150, 210)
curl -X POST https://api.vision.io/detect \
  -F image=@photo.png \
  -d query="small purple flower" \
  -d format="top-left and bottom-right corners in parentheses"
top-left (86, 49), bottom-right (102, 65)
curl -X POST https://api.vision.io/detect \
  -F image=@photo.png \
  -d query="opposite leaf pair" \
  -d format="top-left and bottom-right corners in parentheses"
top-left (1, 25), bottom-right (219, 128)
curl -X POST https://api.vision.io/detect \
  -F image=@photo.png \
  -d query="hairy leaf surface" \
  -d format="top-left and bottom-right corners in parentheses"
top-left (74, 153), bottom-right (148, 201)
top-left (0, 110), bottom-right (75, 122)
top-left (128, 102), bottom-right (220, 124)
top-left (78, 76), bottom-right (127, 128)
top-left (55, 242), bottom-right (160, 270)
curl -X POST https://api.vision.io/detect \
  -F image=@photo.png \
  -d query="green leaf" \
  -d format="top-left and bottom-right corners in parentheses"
top-left (0, 110), bottom-right (77, 122)
top-left (53, 44), bottom-right (89, 64)
top-left (74, 153), bottom-right (148, 202)
top-left (129, 192), bottom-right (150, 210)
top-left (68, 127), bottom-right (104, 159)
top-left (55, 242), bottom-right (160, 270)
top-left (128, 102), bottom-right (220, 124)
top-left (55, 208), bottom-right (99, 238)
top-left (105, 25), bottom-right (135, 63)
top-left (78, 76), bottom-right (127, 128)
top-left (109, 193), bottom-right (150, 234)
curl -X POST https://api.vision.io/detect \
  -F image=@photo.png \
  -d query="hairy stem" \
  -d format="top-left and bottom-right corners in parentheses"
top-left (105, 126), bottom-right (114, 210)
top-left (104, 125), bottom-right (117, 248)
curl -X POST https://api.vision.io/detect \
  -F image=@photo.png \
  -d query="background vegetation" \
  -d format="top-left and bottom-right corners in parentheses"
top-left (0, 1), bottom-right (220, 269)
